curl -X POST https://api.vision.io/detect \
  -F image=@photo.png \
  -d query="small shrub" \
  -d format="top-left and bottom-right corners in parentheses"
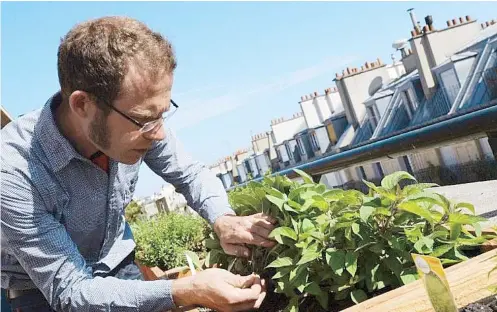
top-left (125, 200), bottom-right (145, 223)
top-left (132, 212), bottom-right (210, 271)
top-left (205, 170), bottom-right (495, 311)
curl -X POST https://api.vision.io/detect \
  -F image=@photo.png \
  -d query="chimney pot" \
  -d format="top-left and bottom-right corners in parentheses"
top-left (335, 73), bottom-right (339, 78)
top-left (365, 62), bottom-right (370, 69)
top-left (314, 91), bottom-right (318, 97)
top-left (482, 23), bottom-right (486, 29)
top-left (411, 30), bottom-right (416, 37)
top-left (377, 57), bottom-right (382, 65)
top-left (447, 20), bottom-right (452, 27)
top-left (466, 15), bottom-right (471, 22)
top-left (486, 21), bottom-right (490, 27)
top-left (346, 67), bottom-right (351, 75)
top-left (371, 62), bottom-right (375, 68)
top-left (452, 18), bottom-right (458, 25)
top-left (361, 65), bottom-right (364, 71)
top-left (301, 96), bottom-right (304, 101)
top-left (459, 17), bottom-right (464, 24)
top-left (492, 20), bottom-right (496, 25)
top-left (422, 25), bottom-right (428, 33)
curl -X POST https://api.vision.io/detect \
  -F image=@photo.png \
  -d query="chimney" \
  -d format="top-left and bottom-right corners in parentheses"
top-left (300, 96), bottom-right (304, 101)
top-left (459, 17), bottom-right (464, 24)
top-left (447, 20), bottom-right (452, 27)
top-left (407, 8), bottom-right (420, 34)
top-left (411, 30), bottom-right (416, 37)
top-left (425, 15), bottom-right (434, 31)
top-left (346, 67), bottom-right (351, 75)
top-left (466, 15), bottom-right (471, 22)
top-left (314, 91), bottom-right (318, 97)
top-left (365, 62), bottom-right (370, 69)
top-left (486, 21), bottom-right (490, 27)
top-left (377, 57), bottom-right (382, 65)
top-left (452, 18), bottom-right (458, 26)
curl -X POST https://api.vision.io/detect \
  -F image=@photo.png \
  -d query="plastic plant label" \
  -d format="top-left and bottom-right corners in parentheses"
top-left (412, 253), bottom-right (458, 312)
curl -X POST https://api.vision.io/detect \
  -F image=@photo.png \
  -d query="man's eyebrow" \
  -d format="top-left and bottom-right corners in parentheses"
top-left (129, 109), bottom-right (155, 119)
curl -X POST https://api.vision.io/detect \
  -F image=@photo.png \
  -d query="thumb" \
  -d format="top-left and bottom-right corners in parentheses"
top-left (233, 273), bottom-right (261, 289)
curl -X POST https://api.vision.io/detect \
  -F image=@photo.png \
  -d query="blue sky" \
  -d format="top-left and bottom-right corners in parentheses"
top-left (2, 1), bottom-right (497, 197)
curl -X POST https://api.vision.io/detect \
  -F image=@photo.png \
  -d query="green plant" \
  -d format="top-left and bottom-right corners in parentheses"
top-left (132, 212), bottom-right (211, 271)
top-left (204, 170), bottom-right (494, 311)
top-left (125, 200), bottom-right (145, 223)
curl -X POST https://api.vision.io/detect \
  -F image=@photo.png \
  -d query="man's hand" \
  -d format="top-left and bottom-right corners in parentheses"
top-left (213, 213), bottom-right (278, 258)
top-left (172, 268), bottom-right (266, 312)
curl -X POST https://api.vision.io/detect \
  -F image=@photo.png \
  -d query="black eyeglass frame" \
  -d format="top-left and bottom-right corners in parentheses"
top-left (102, 99), bottom-right (179, 133)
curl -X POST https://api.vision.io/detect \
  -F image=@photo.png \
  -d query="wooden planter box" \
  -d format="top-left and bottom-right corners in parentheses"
top-left (135, 261), bottom-right (202, 312)
top-left (343, 246), bottom-right (497, 312)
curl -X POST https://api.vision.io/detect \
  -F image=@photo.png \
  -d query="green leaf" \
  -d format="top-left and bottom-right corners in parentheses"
top-left (293, 169), bottom-right (314, 184)
top-left (283, 203), bottom-right (298, 213)
top-left (360, 206), bottom-right (375, 223)
top-left (301, 218), bottom-right (315, 233)
top-left (297, 249), bottom-right (320, 265)
top-left (265, 187), bottom-right (286, 199)
top-left (400, 273), bottom-right (418, 285)
top-left (405, 191), bottom-right (449, 214)
top-left (273, 267), bottom-right (292, 279)
top-left (270, 227), bottom-right (298, 241)
top-left (402, 183), bottom-right (439, 196)
top-left (450, 223), bottom-right (462, 241)
top-left (381, 171), bottom-right (416, 190)
top-left (454, 247), bottom-right (469, 261)
top-left (352, 223), bottom-right (360, 235)
top-left (398, 201), bottom-right (434, 223)
top-left (267, 257), bottom-right (293, 268)
top-left (184, 251), bottom-right (201, 270)
top-left (455, 202), bottom-right (476, 215)
top-left (283, 296), bottom-right (299, 312)
top-left (287, 199), bottom-right (302, 211)
top-left (204, 250), bottom-right (222, 268)
top-left (350, 289), bottom-right (368, 304)
top-left (473, 223), bottom-right (482, 237)
top-left (326, 249), bottom-right (346, 276)
top-left (430, 244), bottom-right (454, 257)
top-left (449, 213), bottom-right (487, 225)
top-left (266, 195), bottom-right (286, 210)
top-left (204, 238), bottom-right (221, 250)
top-left (345, 251), bottom-right (358, 277)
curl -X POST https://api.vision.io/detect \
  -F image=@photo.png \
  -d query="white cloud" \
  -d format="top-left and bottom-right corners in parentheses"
top-left (169, 55), bottom-right (357, 131)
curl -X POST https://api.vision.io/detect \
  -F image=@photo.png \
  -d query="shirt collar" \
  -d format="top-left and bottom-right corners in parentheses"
top-left (35, 91), bottom-right (87, 172)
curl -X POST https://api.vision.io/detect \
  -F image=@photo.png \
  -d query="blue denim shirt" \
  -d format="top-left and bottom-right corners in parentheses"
top-left (1, 92), bottom-right (234, 311)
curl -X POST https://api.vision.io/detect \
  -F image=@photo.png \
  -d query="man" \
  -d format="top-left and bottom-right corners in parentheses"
top-left (1, 16), bottom-right (277, 312)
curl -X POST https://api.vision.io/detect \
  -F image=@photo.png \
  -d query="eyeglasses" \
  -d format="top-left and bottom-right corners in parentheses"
top-left (103, 99), bottom-right (179, 134)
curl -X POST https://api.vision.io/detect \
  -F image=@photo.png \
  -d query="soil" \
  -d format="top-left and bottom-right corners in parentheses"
top-left (460, 298), bottom-right (497, 312)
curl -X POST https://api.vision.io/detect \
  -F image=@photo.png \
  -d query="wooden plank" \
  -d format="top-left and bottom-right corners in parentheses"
top-left (342, 249), bottom-right (497, 312)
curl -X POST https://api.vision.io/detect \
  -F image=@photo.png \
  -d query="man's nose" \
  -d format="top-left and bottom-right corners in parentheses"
top-left (143, 124), bottom-right (165, 141)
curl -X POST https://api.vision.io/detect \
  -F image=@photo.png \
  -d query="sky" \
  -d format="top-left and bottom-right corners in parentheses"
top-left (2, 1), bottom-right (497, 198)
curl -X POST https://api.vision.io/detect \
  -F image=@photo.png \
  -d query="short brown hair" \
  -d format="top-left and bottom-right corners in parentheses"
top-left (57, 16), bottom-right (177, 111)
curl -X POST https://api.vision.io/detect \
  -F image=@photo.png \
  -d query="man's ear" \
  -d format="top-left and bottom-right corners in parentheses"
top-left (68, 91), bottom-right (95, 119)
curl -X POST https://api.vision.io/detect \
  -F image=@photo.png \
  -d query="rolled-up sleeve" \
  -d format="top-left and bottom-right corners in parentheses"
top-left (144, 127), bottom-right (235, 224)
top-left (1, 169), bottom-right (175, 312)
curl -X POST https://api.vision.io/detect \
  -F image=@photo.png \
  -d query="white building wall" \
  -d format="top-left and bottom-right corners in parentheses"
top-left (440, 140), bottom-right (481, 166)
top-left (408, 149), bottom-right (442, 171)
top-left (315, 127), bottom-right (330, 154)
top-left (380, 158), bottom-right (404, 175)
top-left (479, 137), bottom-right (495, 159)
top-left (300, 99), bottom-right (321, 129)
top-left (326, 91), bottom-right (344, 114)
top-left (271, 116), bottom-right (307, 145)
top-left (314, 96), bottom-right (333, 123)
top-left (276, 145), bottom-right (290, 162)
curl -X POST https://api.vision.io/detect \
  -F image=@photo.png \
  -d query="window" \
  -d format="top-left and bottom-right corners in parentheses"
top-left (311, 133), bottom-right (319, 150)
top-left (285, 143), bottom-right (294, 160)
top-left (297, 138), bottom-right (306, 155)
top-left (367, 105), bottom-right (379, 128)
top-left (403, 89), bottom-right (415, 117)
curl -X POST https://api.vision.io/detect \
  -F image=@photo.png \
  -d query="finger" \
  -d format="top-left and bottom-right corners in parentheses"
top-left (231, 288), bottom-right (266, 311)
top-left (253, 213), bottom-right (278, 225)
top-left (250, 224), bottom-right (273, 239)
top-left (239, 231), bottom-right (276, 247)
top-left (253, 218), bottom-right (277, 231)
top-left (222, 242), bottom-right (251, 258)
